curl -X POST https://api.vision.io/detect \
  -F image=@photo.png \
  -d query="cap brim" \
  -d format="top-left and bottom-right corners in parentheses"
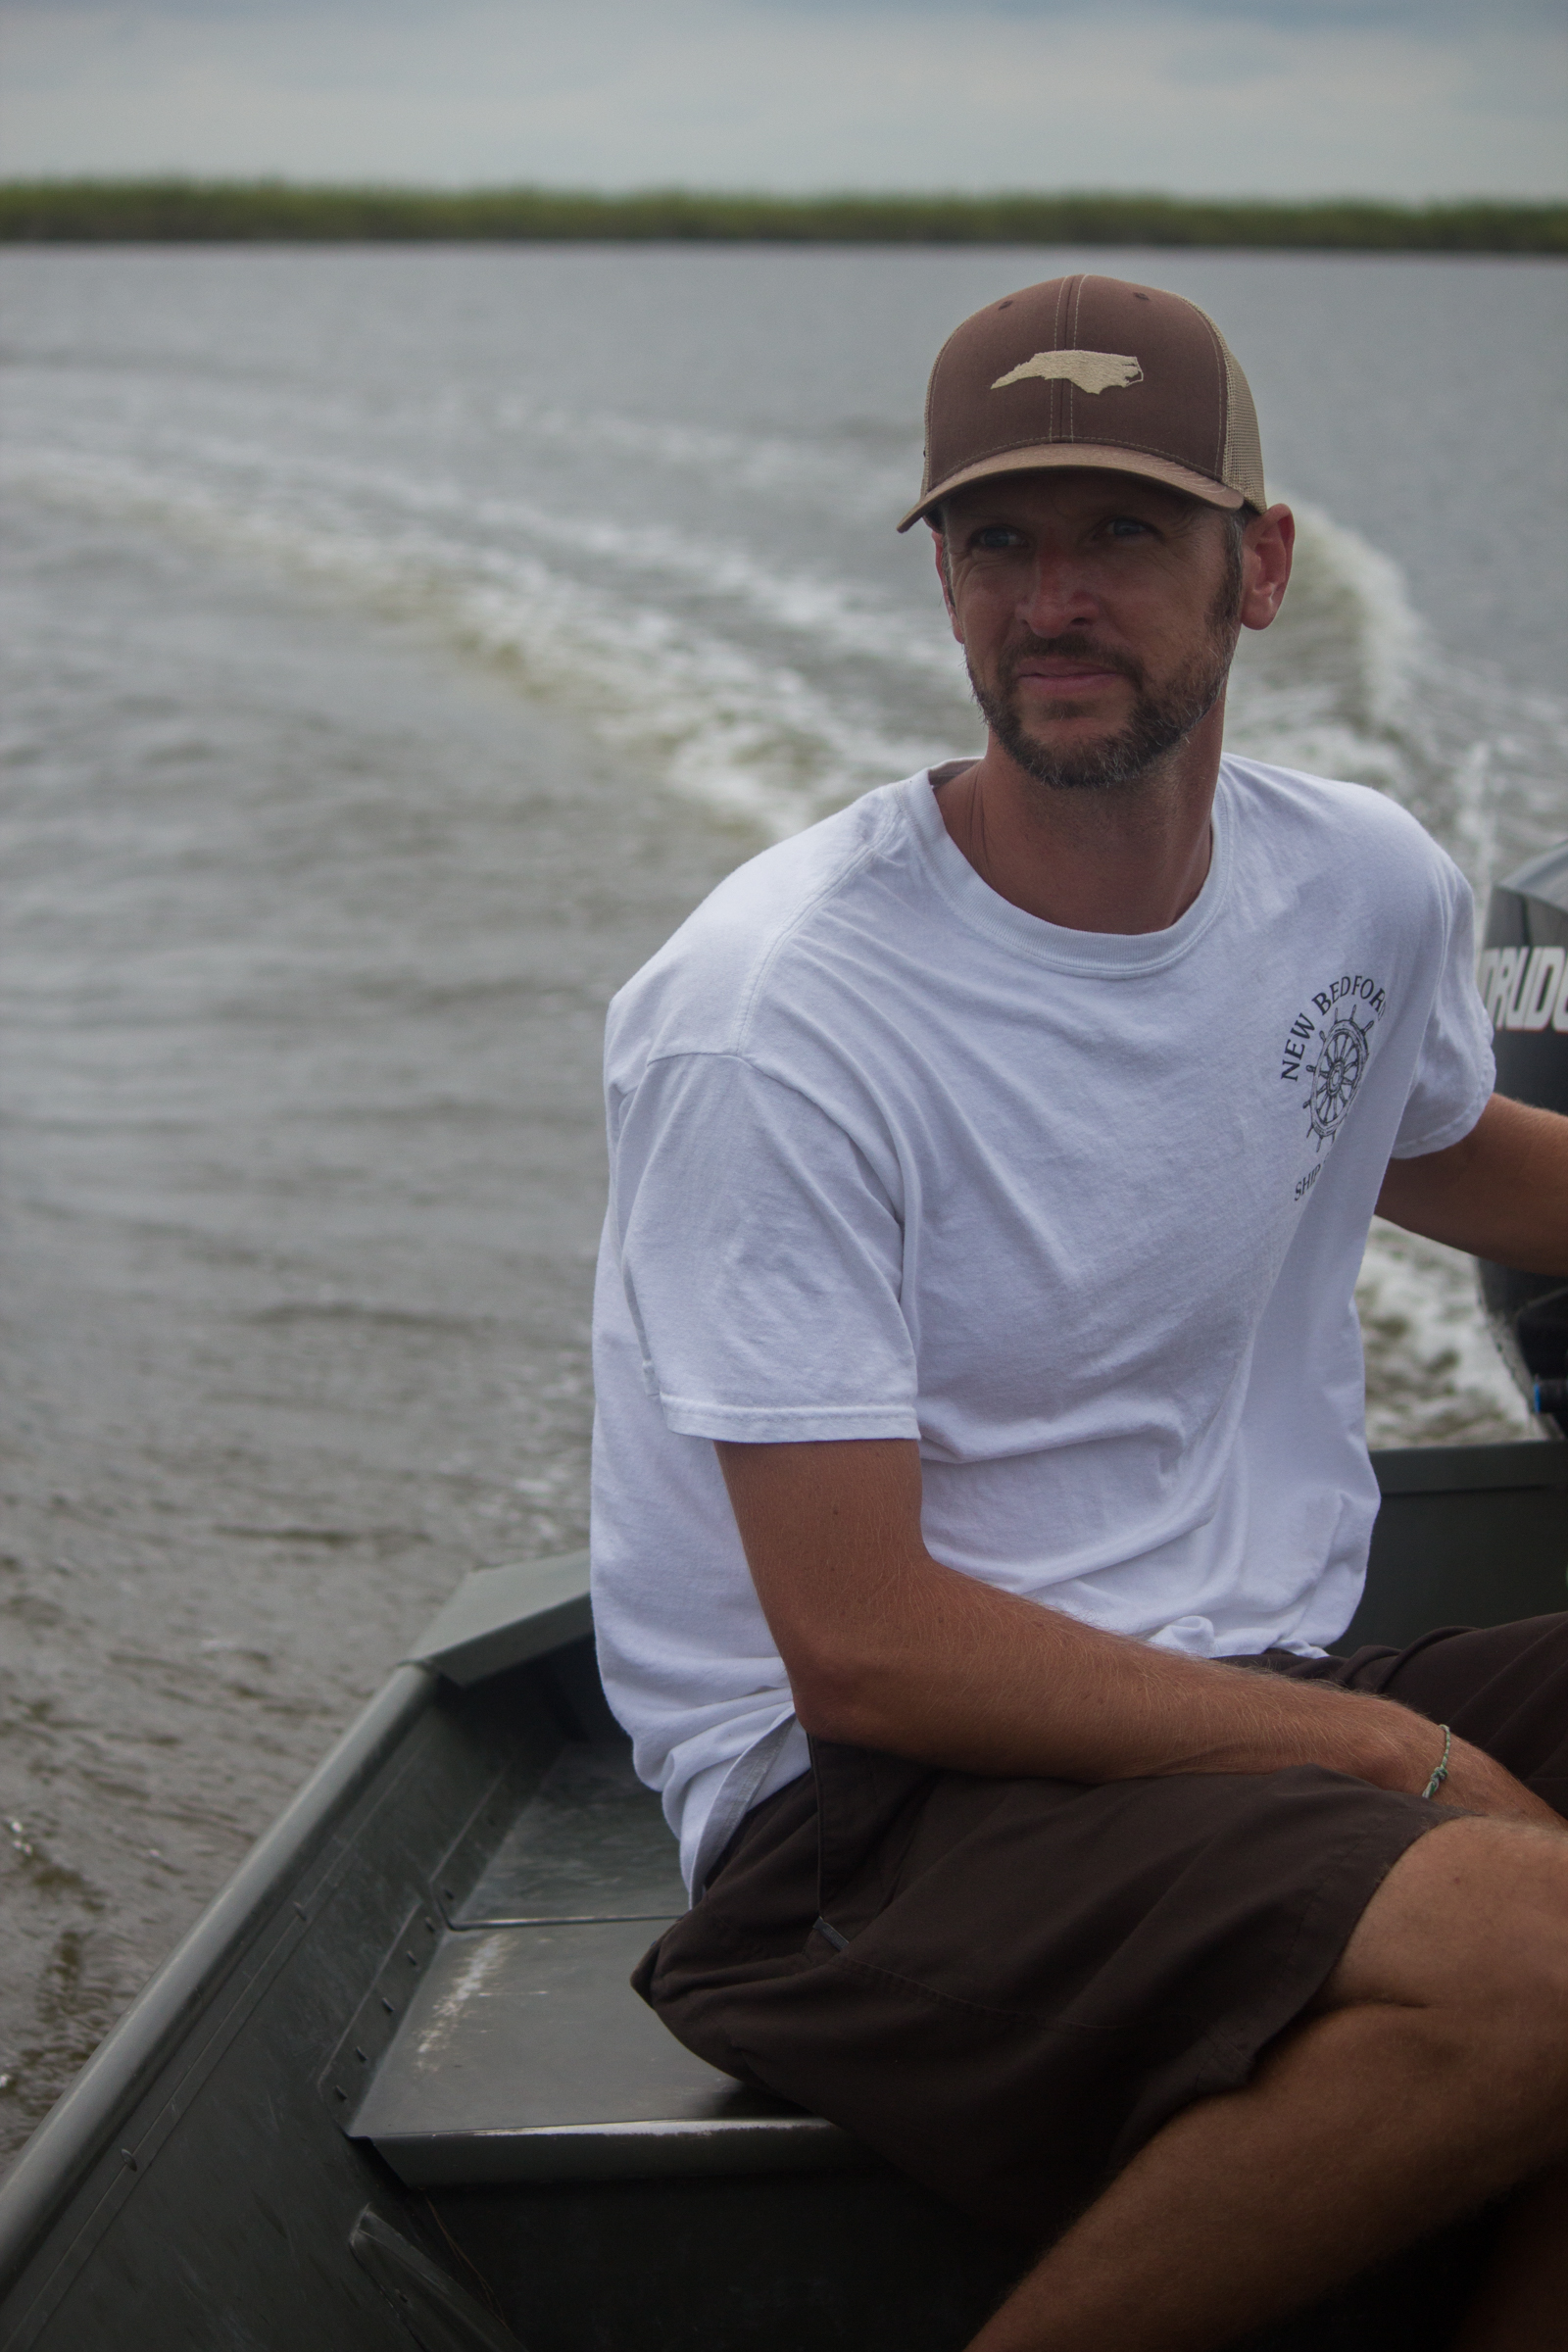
top-left (896, 442), bottom-right (1247, 533)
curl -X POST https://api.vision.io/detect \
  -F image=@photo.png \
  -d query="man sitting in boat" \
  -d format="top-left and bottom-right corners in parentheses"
top-left (589, 274), bottom-right (1568, 2350)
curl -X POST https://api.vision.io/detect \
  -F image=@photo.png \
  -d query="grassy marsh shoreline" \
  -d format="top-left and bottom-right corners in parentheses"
top-left (1, 180), bottom-right (1563, 252)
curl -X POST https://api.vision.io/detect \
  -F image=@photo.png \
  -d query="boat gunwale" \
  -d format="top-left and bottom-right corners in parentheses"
top-left (1369, 1439), bottom-right (1566, 1494)
top-left (0, 1662), bottom-right (437, 2295)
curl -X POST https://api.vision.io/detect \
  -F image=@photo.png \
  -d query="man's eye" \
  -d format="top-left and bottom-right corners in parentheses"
top-left (973, 528), bottom-right (1020, 550)
top-left (1106, 516), bottom-right (1152, 539)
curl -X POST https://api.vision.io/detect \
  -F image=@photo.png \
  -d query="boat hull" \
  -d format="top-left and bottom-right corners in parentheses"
top-left (1, 1443), bottom-right (1563, 2352)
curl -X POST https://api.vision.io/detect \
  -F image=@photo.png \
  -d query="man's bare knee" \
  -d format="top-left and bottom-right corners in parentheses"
top-left (1323, 1815), bottom-right (1568, 2046)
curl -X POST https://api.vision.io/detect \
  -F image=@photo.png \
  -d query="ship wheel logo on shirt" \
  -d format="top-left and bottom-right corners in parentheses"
top-left (1306, 1012), bottom-right (1372, 1144)
top-left (1278, 971), bottom-right (1387, 1154)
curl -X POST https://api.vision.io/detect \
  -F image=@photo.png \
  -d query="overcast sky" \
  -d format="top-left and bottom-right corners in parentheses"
top-left (2, 0), bottom-right (1563, 197)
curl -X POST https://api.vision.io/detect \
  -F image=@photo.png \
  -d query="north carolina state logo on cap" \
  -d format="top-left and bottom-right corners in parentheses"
top-left (991, 351), bottom-right (1144, 395)
top-left (897, 274), bottom-right (1267, 531)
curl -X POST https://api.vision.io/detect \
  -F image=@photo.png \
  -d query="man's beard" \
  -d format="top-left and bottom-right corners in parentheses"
top-left (966, 558), bottom-right (1244, 794)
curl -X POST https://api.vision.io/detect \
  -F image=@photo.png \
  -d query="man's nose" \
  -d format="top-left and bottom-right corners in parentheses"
top-left (1017, 553), bottom-right (1100, 638)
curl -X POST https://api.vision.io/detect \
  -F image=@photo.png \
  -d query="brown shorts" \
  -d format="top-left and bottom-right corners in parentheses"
top-left (634, 1614), bottom-right (1568, 2243)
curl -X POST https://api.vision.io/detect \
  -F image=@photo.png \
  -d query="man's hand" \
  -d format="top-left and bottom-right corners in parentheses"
top-left (1376, 1093), bottom-right (1568, 1273)
top-left (715, 1436), bottom-right (1562, 1829)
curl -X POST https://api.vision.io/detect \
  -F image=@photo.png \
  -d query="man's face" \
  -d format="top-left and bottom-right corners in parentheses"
top-left (935, 470), bottom-right (1247, 794)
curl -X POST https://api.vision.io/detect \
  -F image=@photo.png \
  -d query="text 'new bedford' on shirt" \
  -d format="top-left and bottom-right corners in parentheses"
top-left (590, 760), bottom-right (1494, 1893)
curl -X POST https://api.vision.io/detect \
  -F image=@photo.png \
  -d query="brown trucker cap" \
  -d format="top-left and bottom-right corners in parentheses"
top-left (898, 272), bottom-right (1266, 531)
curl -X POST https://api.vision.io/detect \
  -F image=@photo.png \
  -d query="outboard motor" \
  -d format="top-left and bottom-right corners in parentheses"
top-left (1475, 839), bottom-right (1568, 1438)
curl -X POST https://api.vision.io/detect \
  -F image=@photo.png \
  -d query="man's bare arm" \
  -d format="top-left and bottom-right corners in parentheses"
top-left (1376, 1094), bottom-right (1568, 1272)
top-left (715, 1436), bottom-right (1558, 1826)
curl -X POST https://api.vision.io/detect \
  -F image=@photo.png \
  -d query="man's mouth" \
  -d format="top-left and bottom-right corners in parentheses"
top-left (1000, 640), bottom-right (1144, 704)
top-left (1012, 663), bottom-right (1126, 695)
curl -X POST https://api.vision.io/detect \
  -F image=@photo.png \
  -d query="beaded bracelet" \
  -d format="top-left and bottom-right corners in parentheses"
top-left (1421, 1724), bottom-right (1452, 1801)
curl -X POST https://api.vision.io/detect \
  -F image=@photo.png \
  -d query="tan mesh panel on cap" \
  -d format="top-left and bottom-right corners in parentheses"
top-left (898, 274), bottom-right (1267, 530)
top-left (1217, 335), bottom-right (1267, 514)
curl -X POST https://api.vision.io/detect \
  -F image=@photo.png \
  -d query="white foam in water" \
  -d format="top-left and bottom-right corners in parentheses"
top-left (1356, 1221), bottom-right (1532, 1448)
top-left (13, 432), bottom-right (1559, 882)
top-left (3, 438), bottom-right (950, 835)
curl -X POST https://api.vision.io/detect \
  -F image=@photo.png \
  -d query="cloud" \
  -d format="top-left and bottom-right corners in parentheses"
top-left (0, 0), bottom-right (1562, 195)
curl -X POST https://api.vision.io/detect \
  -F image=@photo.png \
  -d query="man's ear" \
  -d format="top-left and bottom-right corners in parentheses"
top-left (1240, 505), bottom-right (1295, 633)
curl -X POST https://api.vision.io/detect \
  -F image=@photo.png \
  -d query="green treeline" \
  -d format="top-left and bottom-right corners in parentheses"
top-left (1, 180), bottom-right (1563, 253)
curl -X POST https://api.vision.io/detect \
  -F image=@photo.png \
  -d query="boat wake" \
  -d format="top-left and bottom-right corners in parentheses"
top-left (7, 428), bottom-right (1563, 900)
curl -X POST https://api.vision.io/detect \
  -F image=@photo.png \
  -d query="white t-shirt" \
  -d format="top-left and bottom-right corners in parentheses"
top-left (590, 760), bottom-right (1494, 1893)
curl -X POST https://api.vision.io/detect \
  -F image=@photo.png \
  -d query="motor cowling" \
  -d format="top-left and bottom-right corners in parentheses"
top-left (1475, 839), bottom-right (1568, 1438)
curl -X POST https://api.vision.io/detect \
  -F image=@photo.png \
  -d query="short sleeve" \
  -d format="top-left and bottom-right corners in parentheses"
top-left (1390, 856), bottom-right (1495, 1159)
top-left (610, 1052), bottom-right (919, 1442)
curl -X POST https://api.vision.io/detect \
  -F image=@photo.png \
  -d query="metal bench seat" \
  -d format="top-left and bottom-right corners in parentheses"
top-left (341, 1578), bottom-right (869, 2192)
top-left (348, 1913), bottom-right (866, 2188)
